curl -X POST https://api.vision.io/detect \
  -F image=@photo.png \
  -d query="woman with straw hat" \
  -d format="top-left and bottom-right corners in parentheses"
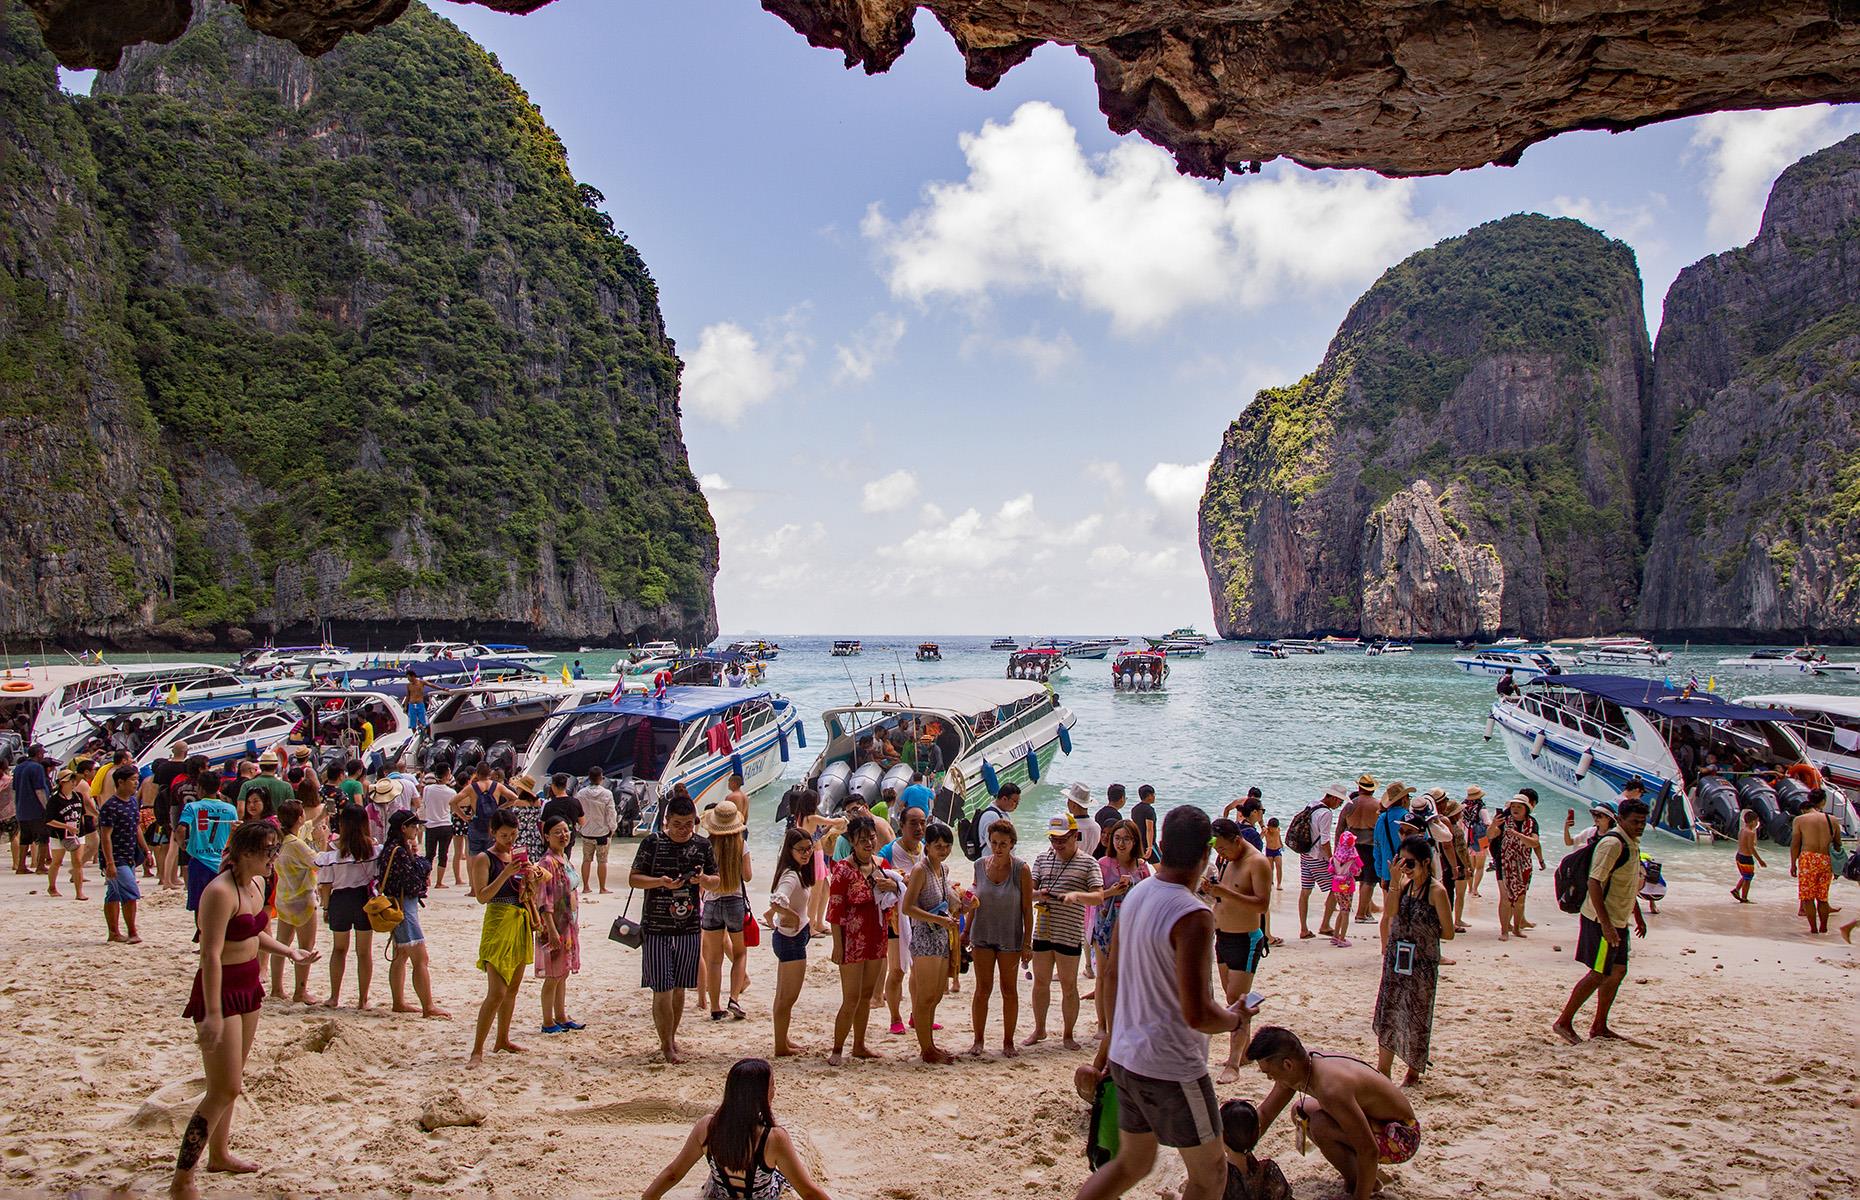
top-left (699, 801), bottom-right (754, 1022)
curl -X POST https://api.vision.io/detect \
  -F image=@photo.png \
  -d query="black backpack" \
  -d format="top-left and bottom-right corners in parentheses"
top-left (1554, 830), bottom-right (1628, 914)
top-left (1283, 804), bottom-right (1320, 856)
top-left (959, 803), bottom-right (1001, 861)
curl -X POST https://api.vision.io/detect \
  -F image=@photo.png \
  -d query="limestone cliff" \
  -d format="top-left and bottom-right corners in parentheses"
top-left (1198, 215), bottom-right (1650, 641)
top-left (1637, 135), bottom-right (1860, 640)
top-left (0, 1), bottom-right (718, 647)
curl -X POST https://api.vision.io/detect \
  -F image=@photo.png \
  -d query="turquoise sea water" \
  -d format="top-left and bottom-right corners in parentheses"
top-left (41, 637), bottom-right (1860, 882)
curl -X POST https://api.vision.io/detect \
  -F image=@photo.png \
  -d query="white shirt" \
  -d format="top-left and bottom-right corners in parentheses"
top-left (420, 783), bottom-right (457, 828)
top-left (1071, 809), bottom-right (1102, 858)
top-left (1304, 805), bottom-right (1337, 861)
top-left (1108, 877), bottom-right (1212, 1082)
top-left (770, 870), bottom-right (808, 936)
top-left (576, 784), bottom-right (617, 837)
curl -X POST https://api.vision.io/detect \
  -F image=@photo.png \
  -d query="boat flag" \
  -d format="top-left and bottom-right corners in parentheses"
top-left (147, 684), bottom-right (160, 706)
top-left (561, 665), bottom-right (571, 685)
top-left (470, 663), bottom-right (482, 685)
top-left (607, 675), bottom-right (626, 703)
top-left (166, 683), bottom-right (180, 705)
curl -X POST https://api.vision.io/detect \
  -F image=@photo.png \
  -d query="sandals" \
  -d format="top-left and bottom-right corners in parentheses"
top-left (710, 1010), bottom-right (727, 1021)
top-left (727, 1000), bottom-right (746, 1021)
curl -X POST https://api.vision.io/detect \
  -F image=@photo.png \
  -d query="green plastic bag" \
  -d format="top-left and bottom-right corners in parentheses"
top-left (1087, 1078), bottom-right (1120, 1168)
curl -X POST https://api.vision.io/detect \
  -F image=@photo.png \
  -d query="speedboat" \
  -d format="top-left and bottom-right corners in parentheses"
top-left (316, 657), bottom-right (537, 689)
top-left (1273, 639), bottom-right (1326, 655)
top-left (81, 696), bottom-right (299, 776)
top-left (1715, 648), bottom-right (1834, 676)
top-left (1452, 647), bottom-right (1574, 679)
top-left (1061, 639), bottom-right (1114, 660)
top-left (830, 640), bottom-right (863, 657)
top-left (1365, 641), bottom-right (1414, 656)
top-left (1007, 648), bottom-right (1066, 683)
top-left (1113, 649), bottom-right (1168, 692)
top-left (803, 679), bottom-right (1076, 820)
top-left (989, 637), bottom-right (1019, 651)
top-left (725, 640), bottom-right (782, 661)
top-left (1162, 626), bottom-right (1212, 646)
top-left (1320, 635), bottom-right (1363, 649)
top-left (523, 686), bottom-right (803, 824)
top-left (915, 642), bottom-right (942, 662)
top-left (658, 651), bottom-right (765, 688)
top-left (403, 680), bottom-right (621, 775)
top-left (1485, 674), bottom-right (1818, 844)
top-left (1250, 642), bottom-right (1287, 659)
top-left (15, 662), bottom-right (300, 761)
top-left (234, 643), bottom-right (351, 676)
top-left (1576, 638), bottom-right (1673, 667)
top-left (1492, 637), bottom-right (1529, 648)
top-left (1738, 694), bottom-right (1860, 800)
top-left (395, 640), bottom-right (555, 669)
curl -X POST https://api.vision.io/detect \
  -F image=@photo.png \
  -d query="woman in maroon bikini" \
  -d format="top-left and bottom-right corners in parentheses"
top-left (170, 820), bottom-right (319, 1200)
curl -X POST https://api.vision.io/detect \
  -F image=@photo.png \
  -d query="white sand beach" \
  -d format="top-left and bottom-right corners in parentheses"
top-left (1, 865), bottom-right (1854, 1199)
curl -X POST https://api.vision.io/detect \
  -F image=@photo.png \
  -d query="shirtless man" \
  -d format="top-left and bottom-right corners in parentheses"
top-left (1343, 775), bottom-right (1381, 923)
top-left (1789, 789), bottom-right (1842, 934)
top-left (1208, 818), bottom-right (1273, 1085)
top-left (1246, 1026), bottom-right (1420, 1200)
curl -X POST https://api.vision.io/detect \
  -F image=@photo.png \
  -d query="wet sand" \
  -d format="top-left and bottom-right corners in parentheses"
top-left (0, 861), bottom-right (1854, 1198)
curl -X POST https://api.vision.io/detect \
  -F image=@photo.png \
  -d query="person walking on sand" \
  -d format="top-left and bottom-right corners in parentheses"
top-left (827, 814), bottom-right (896, 1065)
top-left (1731, 809), bottom-right (1766, 903)
top-left (1789, 788), bottom-right (1842, 934)
top-left (1374, 836), bottom-right (1453, 1084)
top-left (1297, 784), bottom-right (1346, 939)
top-left (419, 764), bottom-right (456, 891)
top-left (380, 810), bottom-right (448, 1020)
top-left (1207, 817), bottom-right (1272, 1084)
top-left (968, 818), bottom-right (1034, 1058)
top-left (1553, 796), bottom-right (1648, 1043)
top-left (534, 815), bottom-right (582, 1033)
top-left (1463, 788), bottom-right (1489, 896)
top-left (1073, 806), bottom-right (1258, 1200)
top-left (641, 1057), bottom-right (835, 1200)
top-left (96, 764), bottom-right (150, 943)
top-left (169, 821), bottom-right (318, 1200)
top-left (1244, 1026), bottom-right (1422, 1200)
top-left (270, 800), bottom-right (321, 1004)
top-left (765, 825), bottom-right (817, 1057)
top-left (316, 804), bottom-right (381, 1009)
top-left (46, 768), bottom-right (87, 899)
top-left (901, 820), bottom-right (966, 1063)
top-left (788, 788), bottom-right (843, 934)
top-left (630, 790), bottom-right (718, 1063)
top-left (1027, 813), bottom-right (1102, 1050)
top-left (470, 808), bottom-right (534, 1062)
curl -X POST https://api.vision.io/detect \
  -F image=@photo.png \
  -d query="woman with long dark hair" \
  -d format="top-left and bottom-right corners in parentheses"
top-left (170, 820), bottom-right (319, 1200)
top-left (787, 788), bottom-right (843, 932)
top-left (314, 803), bottom-right (380, 1009)
top-left (380, 809), bottom-right (448, 1019)
top-left (900, 821), bottom-right (965, 1063)
top-left (764, 825), bottom-right (815, 1057)
top-left (470, 807), bottom-right (533, 1062)
top-left (1373, 834), bottom-right (1454, 1085)
top-left (641, 1058), bottom-right (833, 1200)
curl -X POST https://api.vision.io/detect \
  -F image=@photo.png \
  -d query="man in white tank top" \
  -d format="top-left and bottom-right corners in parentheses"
top-left (1075, 806), bottom-right (1260, 1200)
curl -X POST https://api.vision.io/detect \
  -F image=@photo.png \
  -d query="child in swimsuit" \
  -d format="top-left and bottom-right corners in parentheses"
top-left (1732, 809), bottom-right (1765, 903)
top-left (1263, 819), bottom-right (1283, 890)
top-left (1327, 830), bottom-right (1361, 947)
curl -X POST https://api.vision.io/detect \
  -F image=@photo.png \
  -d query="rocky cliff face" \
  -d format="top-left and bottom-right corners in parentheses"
top-left (0, 7), bottom-right (172, 642)
top-left (0, 1), bottom-right (717, 647)
top-left (25, 1), bottom-right (1860, 179)
top-left (1637, 135), bottom-right (1860, 640)
top-left (1198, 215), bottom-right (1650, 640)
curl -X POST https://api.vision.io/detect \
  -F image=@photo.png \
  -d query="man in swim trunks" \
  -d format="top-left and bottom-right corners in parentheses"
top-left (1245, 1025), bottom-right (1421, 1200)
top-left (1207, 819), bottom-right (1272, 1086)
top-left (1789, 789), bottom-right (1843, 934)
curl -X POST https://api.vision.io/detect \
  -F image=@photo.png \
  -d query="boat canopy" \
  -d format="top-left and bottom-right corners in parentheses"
top-left (565, 686), bottom-right (774, 725)
top-left (83, 695), bottom-right (286, 718)
top-left (1739, 693), bottom-right (1860, 720)
top-left (337, 657), bottom-right (529, 685)
top-left (1535, 675), bottom-right (1802, 723)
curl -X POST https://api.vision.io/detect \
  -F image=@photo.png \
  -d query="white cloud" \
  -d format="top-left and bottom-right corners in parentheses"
top-left (860, 468), bottom-right (921, 514)
top-left (681, 319), bottom-right (806, 427)
top-left (879, 493), bottom-right (1102, 593)
top-left (863, 101), bottom-right (1431, 333)
top-left (960, 329), bottom-right (1078, 380)
top-left (1085, 460), bottom-right (1126, 494)
top-left (833, 313), bottom-right (907, 385)
top-left (1144, 460), bottom-right (1212, 517)
top-left (1689, 106), bottom-right (1860, 244)
top-left (1544, 194), bottom-right (1663, 242)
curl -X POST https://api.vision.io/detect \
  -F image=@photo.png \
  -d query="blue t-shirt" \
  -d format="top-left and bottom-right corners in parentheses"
top-left (1373, 805), bottom-right (1409, 877)
top-left (1239, 823), bottom-right (1265, 852)
top-left (11, 759), bottom-right (48, 822)
top-left (898, 784), bottom-right (934, 814)
top-left (179, 798), bottom-right (239, 869)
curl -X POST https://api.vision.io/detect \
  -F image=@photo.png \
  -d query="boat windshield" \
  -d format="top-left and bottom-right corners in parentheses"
top-left (545, 711), bottom-right (683, 778)
top-left (1520, 685), bottom-right (1632, 749)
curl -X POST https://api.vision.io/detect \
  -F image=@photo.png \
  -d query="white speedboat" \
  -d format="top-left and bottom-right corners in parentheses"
top-left (1113, 649), bottom-right (1169, 692)
top-left (725, 640), bottom-right (782, 661)
top-left (1274, 639), bottom-right (1327, 655)
top-left (1715, 648), bottom-right (1834, 676)
top-left (1452, 647), bottom-right (1574, 679)
top-left (1365, 641), bottom-right (1414, 656)
top-left (1485, 674), bottom-right (1817, 843)
top-left (804, 679), bottom-right (1076, 819)
top-left (1738, 694), bottom-right (1860, 798)
top-left (1577, 641), bottom-right (1674, 666)
top-left (524, 686), bottom-right (802, 823)
top-left (915, 642), bottom-right (942, 662)
top-left (14, 662), bottom-right (299, 761)
top-left (989, 637), bottom-right (1019, 651)
top-left (1250, 642), bottom-right (1287, 659)
top-left (830, 640), bottom-right (863, 657)
top-left (1320, 635), bottom-right (1363, 649)
top-left (1061, 639), bottom-right (1115, 660)
top-left (394, 640), bottom-right (555, 669)
top-left (1492, 637), bottom-right (1529, 647)
top-left (402, 680), bottom-right (622, 774)
top-left (83, 696), bottom-right (299, 776)
top-left (234, 643), bottom-right (352, 676)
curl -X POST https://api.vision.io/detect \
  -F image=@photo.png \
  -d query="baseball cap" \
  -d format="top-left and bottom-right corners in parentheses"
top-left (1046, 813), bottom-right (1078, 837)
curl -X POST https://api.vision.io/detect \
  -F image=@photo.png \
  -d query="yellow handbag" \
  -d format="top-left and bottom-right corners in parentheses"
top-left (363, 847), bottom-right (405, 933)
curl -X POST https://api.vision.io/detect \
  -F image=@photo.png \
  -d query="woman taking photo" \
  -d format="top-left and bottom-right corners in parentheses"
top-left (699, 803), bottom-right (753, 1022)
top-left (534, 814), bottom-right (581, 1034)
top-left (900, 821), bottom-right (964, 1064)
top-left (1373, 834), bottom-right (1454, 1085)
top-left (469, 807), bottom-right (533, 1062)
top-left (1488, 793), bottom-right (1540, 940)
top-left (380, 810), bottom-right (448, 1019)
top-left (1062, 818), bottom-right (1149, 1033)
top-left (170, 821), bottom-right (318, 1200)
top-left (826, 814), bottom-right (895, 1066)
top-left (315, 804), bottom-right (380, 1009)
top-left (967, 819), bottom-right (1034, 1059)
top-left (764, 825), bottom-right (815, 1057)
top-left (641, 1058), bottom-right (832, 1200)
top-left (270, 800), bottom-right (321, 1004)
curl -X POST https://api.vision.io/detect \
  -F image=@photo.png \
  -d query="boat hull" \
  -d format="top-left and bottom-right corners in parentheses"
top-left (1489, 703), bottom-right (1700, 842)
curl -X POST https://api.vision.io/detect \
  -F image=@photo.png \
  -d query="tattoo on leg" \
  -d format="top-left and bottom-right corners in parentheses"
top-left (176, 1113), bottom-right (210, 1170)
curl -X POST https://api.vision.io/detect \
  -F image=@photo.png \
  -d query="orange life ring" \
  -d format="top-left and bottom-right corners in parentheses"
top-left (1, 680), bottom-right (31, 692)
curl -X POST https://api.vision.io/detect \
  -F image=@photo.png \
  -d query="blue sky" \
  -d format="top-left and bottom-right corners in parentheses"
top-left (69, 2), bottom-right (1860, 635)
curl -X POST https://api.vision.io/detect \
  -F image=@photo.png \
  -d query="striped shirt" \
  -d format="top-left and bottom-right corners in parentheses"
top-left (1030, 848), bottom-right (1102, 947)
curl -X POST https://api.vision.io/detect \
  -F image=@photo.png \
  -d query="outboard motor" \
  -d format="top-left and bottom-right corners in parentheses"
top-left (1773, 775), bottom-right (1812, 819)
top-left (1695, 776), bottom-right (1740, 840)
top-left (485, 739), bottom-right (517, 775)
top-left (426, 737), bottom-right (456, 773)
top-left (454, 737), bottom-right (485, 772)
top-left (316, 744), bottom-right (346, 778)
top-left (881, 762), bottom-right (915, 803)
top-left (815, 760), bottom-right (851, 815)
top-left (774, 783), bottom-right (806, 826)
top-left (1736, 775), bottom-right (1790, 845)
top-left (848, 761), bottom-right (884, 809)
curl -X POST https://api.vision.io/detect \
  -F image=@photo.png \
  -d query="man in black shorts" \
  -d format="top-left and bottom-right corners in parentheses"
top-left (1207, 818), bottom-right (1272, 1084)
